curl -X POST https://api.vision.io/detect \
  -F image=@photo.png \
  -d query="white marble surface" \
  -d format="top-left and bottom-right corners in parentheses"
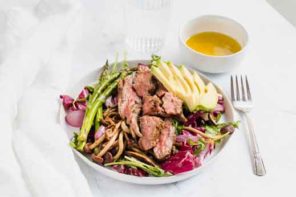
top-left (2, 0), bottom-right (296, 196)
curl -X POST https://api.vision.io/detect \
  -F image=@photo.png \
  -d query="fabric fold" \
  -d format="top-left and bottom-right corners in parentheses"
top-left (0, 0), bottom-right (92, 196)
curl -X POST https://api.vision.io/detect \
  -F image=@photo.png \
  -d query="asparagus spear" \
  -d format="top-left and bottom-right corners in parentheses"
top-left (88, 72), bottom-right (120, 105)
top-left (73, 70), bottom-right (128, 151)
top-left (88, 60), bottom-right (120, 106)
top-left (99, 60), bottom-right (110, 82)
top-left (94, 105), bottom-right (103, 131)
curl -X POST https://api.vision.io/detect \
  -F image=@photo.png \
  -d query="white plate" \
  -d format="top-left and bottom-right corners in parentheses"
top-left (59, 60), bottom-right (235, 185)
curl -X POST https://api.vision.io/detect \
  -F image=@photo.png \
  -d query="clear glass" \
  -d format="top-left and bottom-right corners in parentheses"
top-left (124, 0), bottom-right (172, 53)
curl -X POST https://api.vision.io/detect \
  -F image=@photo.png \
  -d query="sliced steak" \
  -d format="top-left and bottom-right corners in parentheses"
top-left (118, 75), bottom-right (142, 137)
top-left (142, 95), bottom-right (164, 116)
top-left (138, 116), bottom-right (163, 151)
top-left (133, 64), bottom-right (156, 97)
top-left (162, 92), bottom-right (183, 116)
top-left (153, 119), bottom-right (176, 160)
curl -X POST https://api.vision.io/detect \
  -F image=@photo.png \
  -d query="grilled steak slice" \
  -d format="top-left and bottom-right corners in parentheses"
top-left (142, 91), bottom-right (186, 121)
top-left (118, 75), bottom-right (142, 137)
top-left (133, 64), bottom-right (156, 97)
top-left (162, 92), bottom-right (183, 116)
top-left (138, 116), bottom-right (163, 151)
top-left (153, 119), bottom-right (176, 160)
top-left (142, 95), bottom-right (164, 116)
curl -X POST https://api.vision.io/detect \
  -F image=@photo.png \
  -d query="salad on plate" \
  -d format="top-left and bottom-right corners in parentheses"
top-left (60, 55), bottom-right (238, 177)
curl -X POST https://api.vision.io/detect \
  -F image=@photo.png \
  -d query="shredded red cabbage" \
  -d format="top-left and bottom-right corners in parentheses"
top-left (60, 95), bottom-right (74, 110)
top-left (73, 102), bottom-right (87, 111)
top-left (113, 96), bottom-right (118, 105)
top-left (112, 165), bottom-right (126, 173)
top-left (112, 165), bottom-right (147, 177)
top-left (213, 95), bottom-right (225, 115)
top-left (105, 96), bottom-right (117, 108)
top-left (95, 126), bottom-right (106, 140)
top-left (198, 142), bottom-right (214, 163)
top-left (126, 168), bottom-right (148, 177)
top-left (213, 103), bottom-right (225, 115)
top-left (78, 88), bottom-right (89, 100)
top-left (184, 111), bottom-right (205, 127)
top-left (161, 150), bottom-right (200, 174)
top-left (179, 143), bottom-right (194, 152)
top-left (176, 130), bottom-right (199, 144)
top-left (61, 88), bottom-right (89, 111)
top-left (218, 94), bottom-right (223, 104)
top-left (61, 88), bottom-right (90, 127)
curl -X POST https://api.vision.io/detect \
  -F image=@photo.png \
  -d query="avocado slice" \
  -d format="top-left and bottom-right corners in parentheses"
top-left (179, 65), bottom-right (199, 94)
top-left (197, 83), bottom-right (218, 111)
top-left (167, 62), bottom-right (191, 93)
top-left (158, 61), bottom-right (173, 79)
top-left (192, 71), bottom-right (205, 94)
top-left (151, 66), bottom-right (175, 94)
top-left (179, 65), bottom-right (201, 110)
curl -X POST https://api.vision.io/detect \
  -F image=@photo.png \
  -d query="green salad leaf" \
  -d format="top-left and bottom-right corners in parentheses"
top-left (105, 156), bottom-right (172, 177)
top-left (194, 140), bottom-right (206, 156)
top-left (172, 119), bottom-right (184, 135)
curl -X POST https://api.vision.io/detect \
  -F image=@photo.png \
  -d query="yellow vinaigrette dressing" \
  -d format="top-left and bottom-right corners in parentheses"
top-left (186, 32), bottom-right (242, 56)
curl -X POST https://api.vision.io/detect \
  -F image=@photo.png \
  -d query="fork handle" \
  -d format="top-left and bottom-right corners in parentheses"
top-left (243, 113), bottom-right (266, 176)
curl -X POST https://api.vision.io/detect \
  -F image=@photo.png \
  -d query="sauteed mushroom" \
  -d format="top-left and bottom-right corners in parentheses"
top-left (114, 132), bottom-right (125, 160)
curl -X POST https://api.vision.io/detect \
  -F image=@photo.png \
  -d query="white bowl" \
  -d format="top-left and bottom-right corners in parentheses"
top-left (59, 60), bottom-right (235, 185)
top-left (179, 15), bottom-right (249, 73)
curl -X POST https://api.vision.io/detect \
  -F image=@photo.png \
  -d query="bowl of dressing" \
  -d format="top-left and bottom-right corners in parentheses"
top-left (179, 15), bottom-right (248, 73)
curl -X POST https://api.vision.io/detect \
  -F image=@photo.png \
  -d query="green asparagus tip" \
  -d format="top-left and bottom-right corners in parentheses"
top-left (99, 60), bottom-right (110, 82)
top-left (151, 54), bottom-right (161, 66)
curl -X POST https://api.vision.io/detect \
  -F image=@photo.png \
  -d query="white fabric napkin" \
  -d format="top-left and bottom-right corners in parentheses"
top-left (0, 1), bottom-right (92, 196)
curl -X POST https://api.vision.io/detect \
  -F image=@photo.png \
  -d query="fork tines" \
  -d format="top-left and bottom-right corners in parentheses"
top-left (231, 75), bottom-right (252, 102)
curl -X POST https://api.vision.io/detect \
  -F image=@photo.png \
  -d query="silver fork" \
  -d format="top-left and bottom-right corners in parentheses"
top-left (230, 75), bottom-right (266, 176)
